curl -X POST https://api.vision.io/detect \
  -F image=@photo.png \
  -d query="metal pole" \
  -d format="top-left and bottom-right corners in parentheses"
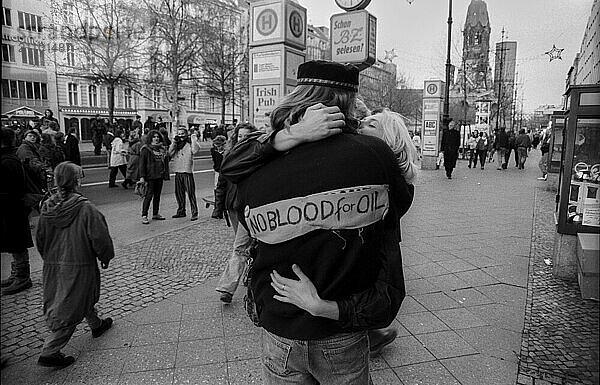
top-left (442, 0), bottom-right (453, 130)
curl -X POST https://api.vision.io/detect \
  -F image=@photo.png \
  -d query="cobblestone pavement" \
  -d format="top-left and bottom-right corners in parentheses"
top-left (516, 187), bottom-right (599, 385)
top-left (0, 217), bottom-right (234, 365)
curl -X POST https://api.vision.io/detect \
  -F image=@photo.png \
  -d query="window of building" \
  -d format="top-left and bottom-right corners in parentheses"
top-left (1, 44), bottom-right (15, 62)
top-left (1, 79), bottom-right (9, 98)
top-left (41, 83), bottom-right (47, 100)
top-left (124, 88), bottom-right (132, 109)
top-left (33, 82), bottom-right (41, 99)
top-left (18, 81), bottom-right (26, 99)
top-left (17, 11), bottom-right (42, 32)
top-left (63, 3), bottom-right (74, 25)
top-left (190, 92), bottom-right (197, 110)
top-left (68, 83), bottom-right (79, 105)
top-left (153, 89), bottom-right (161, 109)
top-left (66, 44), bottom-right (75, 66)
top-left (1, 7), bottom-right (11, 26)
top-left (25, 82), bottom-right (34, 99)
top-left (88, 85), bottom-right (98, 107)
top-left (9, 80), bottom-right (18, 98)
top-left (21, 47), bottom-right (45, 66)
top-left (209, 97), bottom-right (216, 112)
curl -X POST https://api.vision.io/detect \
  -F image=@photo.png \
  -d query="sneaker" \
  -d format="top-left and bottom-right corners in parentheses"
top-left (497, 168), bottom-right (502, 170)
top-left (172, 213), bottom-right (186, 218)
top-left (37, 352), bottom-right (75, 368)
top-left (152, 214), bottom-right (166, 220)
top-left (481, 166), bottom-right (484, 170)
top-left (369, 328), bottom-right (398, 356)
top-left (2, 278), bottom-right (32, 295)
top-left (142, 216), bottom-right (150, 225)
top-left (219, 292), bottom-right (233, 304)
top-left (537, 175), bottom-right (547, 181)
top-left (0, 277), bottom-right (14, 288)
top-left (91, 318), bottom-right (113, 338)
top-left (190, 215), bottom-right (198, 221)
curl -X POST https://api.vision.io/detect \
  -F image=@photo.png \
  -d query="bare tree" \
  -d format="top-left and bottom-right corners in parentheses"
top-left (145, 0), bottom-right (205, 130)
top-left (194, 3), bottom-right (248, 125)
top-left (51, 0), bottom-right (150, 123)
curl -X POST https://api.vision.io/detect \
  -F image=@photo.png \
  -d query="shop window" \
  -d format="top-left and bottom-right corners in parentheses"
top-left (2, 7), bottom-right (11, 26)
top-left (68, 83), bottom-right (79, 106)
top-left (1, 44), bottom-right (15, 62)
top-left (88, 85), bottom-right (98, 107)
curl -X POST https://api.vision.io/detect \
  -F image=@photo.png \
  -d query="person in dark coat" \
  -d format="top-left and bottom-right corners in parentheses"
top-left (139, 129), bottom-right (169, 224)
top-left (40, 109), bottom-right (60, 132)
top-left (0, 128), bottom-right (34, 295)
top-left (441, 120), bottom-right (460, 179)
top-left (64, 127), bottom-right (81, 166)
top-left (90, 114), bottom-right (106, 155)
top-left (131, 115), bottom-right (143, 138)
top-left (515, 129), bottom-right (532, 170)
top-left (494, 127), bottom-right (510, 170)
top-left (36, 161), bottom-right (114, 368)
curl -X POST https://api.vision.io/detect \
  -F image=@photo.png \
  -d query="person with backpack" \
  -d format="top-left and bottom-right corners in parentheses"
top-left (0, 128), bottom-right (34, 295)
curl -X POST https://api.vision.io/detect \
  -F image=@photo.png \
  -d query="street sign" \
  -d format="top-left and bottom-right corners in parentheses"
top-left (250, 0), bottom-right (306, 50)
top-left (421, 80), bottom-right (445, 162)
top-left (330, 10), bottom-right (376, 65)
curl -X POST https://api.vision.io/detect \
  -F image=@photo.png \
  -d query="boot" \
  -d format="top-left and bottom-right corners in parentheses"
top-left (0, 261), bottom-right (16, 287)
top-left (2, 251), bottom-right (32, 295)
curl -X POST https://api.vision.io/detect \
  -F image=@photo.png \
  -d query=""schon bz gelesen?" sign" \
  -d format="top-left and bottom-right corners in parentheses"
top-left (330, 10), bottom-right (376, 65)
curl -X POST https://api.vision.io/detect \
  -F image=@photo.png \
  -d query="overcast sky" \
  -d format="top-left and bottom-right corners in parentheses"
top-left (297, 0), bottom-right (593, 114)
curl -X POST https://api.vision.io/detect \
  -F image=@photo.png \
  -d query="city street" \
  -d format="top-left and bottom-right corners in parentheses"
top-left (1, 150), bottom-right (597, 385)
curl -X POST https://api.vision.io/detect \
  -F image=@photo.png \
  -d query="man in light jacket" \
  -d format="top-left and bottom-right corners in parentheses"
top-left (169, 127), bottom-right (201, 221)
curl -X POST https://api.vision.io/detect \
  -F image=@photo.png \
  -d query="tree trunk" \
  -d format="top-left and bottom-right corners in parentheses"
top-left (172, 79), bottom-right (179, 137)
top-left (108, 84), bottom-right (115, 125)
top-left (221, 93), bottom-right (226, 125)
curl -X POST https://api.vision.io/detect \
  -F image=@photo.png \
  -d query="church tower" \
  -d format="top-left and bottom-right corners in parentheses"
top-left (457, 0), bottom-right (492, 94)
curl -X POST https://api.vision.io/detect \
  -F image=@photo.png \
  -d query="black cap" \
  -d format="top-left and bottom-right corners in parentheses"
top-left (297, 60), bottom-right (359, 92)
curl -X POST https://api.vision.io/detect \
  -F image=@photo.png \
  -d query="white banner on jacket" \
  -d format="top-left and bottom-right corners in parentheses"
top-left (245, 185), bottom-right (389, 244)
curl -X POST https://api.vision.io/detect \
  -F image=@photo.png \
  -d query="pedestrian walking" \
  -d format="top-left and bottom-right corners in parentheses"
top-left (516, 129), bottom-right (531, 170)
top-left (494, 127), bottom-right (509, 170)
top-left (412, 132), bottom-right (422, 160)
top-left (538, 126), bottom-right (551, 180)
top-left (169, 127), bottom-right (201, 221)
top-left (0, 128), bottom-right (34, 295)
top-left (441, 120), bottom-right (460, 179)
top-left (139, 129), bottom-right (169, 224)
top-left (476, 132), bottom-right (488, 170)
top-left (214, 123), bottom-right (258, 303)
top-left (506, 130), bottom-right (519, 168)
top-left (467, 131), bottom-right (478, 168)
top-left (126, 130), bottom-right (142, 185)
top-left (210, 135), bottom-right (226, 188)
top-left (108, 129), bottom-right (130, 188)
top-left (225, 60), bottom-right (413, 382)
top-left (90, 114), bottom-right (106, 156)
top-left (64, 127), bottom-right (81, 166)
top-left (36, 161), bottom-right (114, 368)
top-left (131, 115), bottom-right (143, 138)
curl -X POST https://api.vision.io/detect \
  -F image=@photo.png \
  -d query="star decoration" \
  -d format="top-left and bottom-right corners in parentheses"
top-left (384, 49), bottom-right (398, 63)
top-left (545, 44), bottom-right (565, 62)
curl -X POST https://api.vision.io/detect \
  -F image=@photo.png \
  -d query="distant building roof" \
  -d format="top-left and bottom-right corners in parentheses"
top-left (465, 0), bottom-right (490, 28)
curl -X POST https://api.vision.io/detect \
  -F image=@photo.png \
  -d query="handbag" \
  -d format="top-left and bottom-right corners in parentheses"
top-left (134, 181), bottom-right (147, 198)
top-left (242, 239), bottom-right (261, 327)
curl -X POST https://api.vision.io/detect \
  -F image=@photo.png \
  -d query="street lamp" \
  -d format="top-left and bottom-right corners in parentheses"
top-left (408, 0), bottom-right (453, 130)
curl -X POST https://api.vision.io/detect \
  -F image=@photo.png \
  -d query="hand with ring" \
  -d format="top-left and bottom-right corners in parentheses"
top-left (270, 264), bottom-right (324, 317)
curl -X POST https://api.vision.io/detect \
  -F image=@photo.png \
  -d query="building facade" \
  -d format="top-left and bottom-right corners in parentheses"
top-left (494, 40), bottom-right (518, 130)
top-left (306, 24), bottom-right (330, 61)
top-left (567, 0), bottom-right (599, 87)
top-left (1, 0), bottom-right (58, 127)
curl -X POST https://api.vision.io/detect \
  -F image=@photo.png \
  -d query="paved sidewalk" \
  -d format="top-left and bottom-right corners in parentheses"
top-left (1, 151), bottom-right (598, 385)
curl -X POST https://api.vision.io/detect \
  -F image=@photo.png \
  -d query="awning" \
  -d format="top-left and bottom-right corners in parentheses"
top-left (4, 106), bottom-right (44, 118)
top-left (187, 114), bottom-right (205, 125)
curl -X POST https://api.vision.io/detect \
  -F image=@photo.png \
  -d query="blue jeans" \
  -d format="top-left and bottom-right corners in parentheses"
top-left (261, 329), bottom-right (371, 385)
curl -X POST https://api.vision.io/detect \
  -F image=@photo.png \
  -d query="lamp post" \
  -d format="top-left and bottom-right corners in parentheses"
top-left (442, 0), bottom-right (453, 130)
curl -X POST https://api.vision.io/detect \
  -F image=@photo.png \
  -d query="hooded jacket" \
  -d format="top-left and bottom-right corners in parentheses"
top-left (36, 193), bottom-right (114, 330)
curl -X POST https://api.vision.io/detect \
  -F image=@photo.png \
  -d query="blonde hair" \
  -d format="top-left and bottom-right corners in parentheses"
top-left (269, 84), bottom-right (356, 133)
top-left (364, 109), bottom-right (418, 183)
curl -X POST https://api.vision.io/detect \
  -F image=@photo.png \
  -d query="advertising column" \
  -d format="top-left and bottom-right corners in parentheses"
top-left (421, 80), bottom-right (445, 170)
top-left (249, 0), bottom-right (306, 129)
